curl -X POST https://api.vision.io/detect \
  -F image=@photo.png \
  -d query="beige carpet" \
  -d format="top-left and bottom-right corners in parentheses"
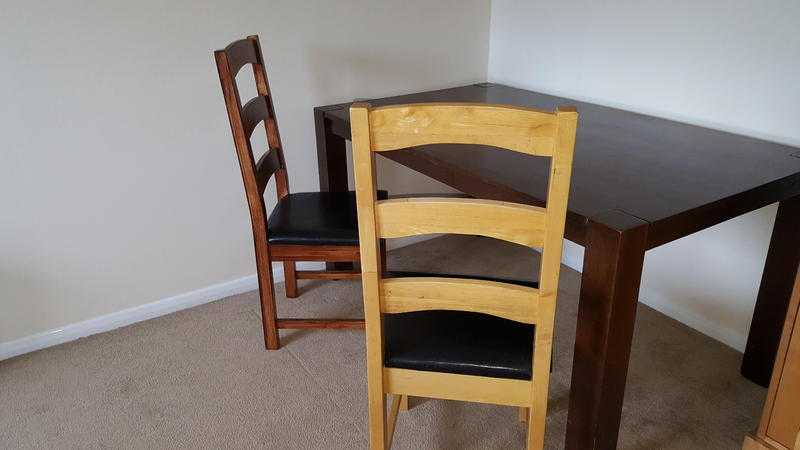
top-left (0, 235), bottom-right (766, 449)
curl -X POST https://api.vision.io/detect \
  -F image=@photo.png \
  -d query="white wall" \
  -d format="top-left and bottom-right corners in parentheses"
top-left (5, 0), bottom-right (795, 357)
top-left (0, 0), bottom-right (490, 348)
top-left (488, 0), bottom-right (800, 350)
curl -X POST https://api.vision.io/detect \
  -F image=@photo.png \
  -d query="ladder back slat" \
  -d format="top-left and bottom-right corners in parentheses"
top-left (381, 277), bottom-right (539, 324)
top-left (255, 148), bottom-right (282, 194)
top-left (376, 197), bottom-right (546, 248)
top-left (241, 96), bottom-right (270, 138)
top-left (369, 103), bottom-right (557, 155)
top-left (224, 38), bottom-right (259, 76)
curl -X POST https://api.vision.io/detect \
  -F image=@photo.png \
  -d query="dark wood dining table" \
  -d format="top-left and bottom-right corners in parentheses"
top-left (313, 83), bottom-right (800, 449)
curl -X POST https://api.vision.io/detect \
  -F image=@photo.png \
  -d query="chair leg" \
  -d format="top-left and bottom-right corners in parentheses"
top-left (256, 259), bottom-right (280, 350)
top-left (368, 392), bottom-right (387, 449)
top-left (387, 394), bottom-right (404, 449)
top-left (527, 331), bottom-right (554, 448)
top-left (399, 395), bottom-right (410, 411)
top-left (283, 262), bottom-right (298, 298)
top-left (518, 407), bottom-right (528, 423)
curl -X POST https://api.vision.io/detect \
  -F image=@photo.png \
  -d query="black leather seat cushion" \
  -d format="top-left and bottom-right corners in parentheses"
top-left (268, 191), bottom-right (388, 246)
top-left (384, 309), bottom-right (535, 380)
top-left (267, 191), bottom-right (360, 246)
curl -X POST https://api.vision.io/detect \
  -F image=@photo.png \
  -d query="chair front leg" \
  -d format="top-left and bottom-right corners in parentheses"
top-left (255, 245), bottom-right (280, 350)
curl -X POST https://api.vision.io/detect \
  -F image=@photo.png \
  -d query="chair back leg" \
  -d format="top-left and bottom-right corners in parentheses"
top-left (365, 306), bottom-right (387, 448)
top-left (283, 262), bottom-right (298, 298)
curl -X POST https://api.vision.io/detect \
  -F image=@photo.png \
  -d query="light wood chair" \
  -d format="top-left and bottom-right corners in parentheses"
top-left (214, 35), bottom-right (385, 350)
top-left (350, 102), bottom-right (578, 449)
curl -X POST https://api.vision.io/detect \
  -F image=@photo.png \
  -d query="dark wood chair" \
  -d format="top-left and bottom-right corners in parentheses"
top-left (214, 35), bottom-right (382, 350)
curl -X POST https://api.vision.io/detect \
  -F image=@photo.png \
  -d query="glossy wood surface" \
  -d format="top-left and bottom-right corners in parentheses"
top-left (325, 83), bottom-right (800, 247)
top-left (215, 36), bottom-right (370, 349)
top-left (744, 195), bottom-right (800, 384)
top-left (380, 276), bottom-right (540, 324)
top-left (376, 197), bottom-right (547, 248)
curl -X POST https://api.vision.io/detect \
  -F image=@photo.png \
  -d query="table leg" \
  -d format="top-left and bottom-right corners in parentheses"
top-left (314, 106), bottom-right (353, 271)
top-left (565, 212), bottom-right (648, 450)
top-left (742, 195), bottom-right (800, 386)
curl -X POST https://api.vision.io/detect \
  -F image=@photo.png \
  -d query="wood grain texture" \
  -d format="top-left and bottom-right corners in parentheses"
top-left (758, 270), bottom-right (800, 438)
top-left (241, 96), bottom-right (270, 137)
top-left (526, 107), bottom-right (577, 449)
top-left (351, 104), bottom-right (388, 449)
top-left (380, 277), bottom-right (539, 324)
top-left (763, 270), bottom-right (800, 447)
top-left (276, 319), bottom-right (364, 329)
top-left (399, 395), bottom-right (410, 411)
top-left (214, 41), bottom-right (279, 349)
top-left (295, 270), bottom-right (361, 280)
top-left (369, 103), bottom-right (557, 155)
top-left (386, 395), bottom-right (404, 449)
top-left (376, 197), bottom-right (546, 248)
top-left (519, 407), bottom-right (529, 423)
top-left (214, 35), bottom-right (369, 349)
top-left (223, 38), bottom-right (259, 76)
top-left (325, 84), bottom-right (800, 237)
top-left (283, 262), bottom-right (298, 298)
top-left (744, 195), bottom-right (800, 386)
top-left (254, 148), bottom-right (281, 194)
top-left (269, 245), bottom-right (360, 262)
top-left (566, 214), bottom-right (649, 450)
top-left (351, 101), bottom-right (576, 449)
top-left (321, 83), bottom-right (800, 450)
top-left (383, 368), bottom-right (532, 407)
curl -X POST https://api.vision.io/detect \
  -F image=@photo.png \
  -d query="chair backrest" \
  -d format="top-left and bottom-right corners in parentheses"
top-left (352, 102), bottom-right (577, 450)
top-left (214, 35), bottom-right (289, 230)
top-left (351, 102), bottom-right (577, 327)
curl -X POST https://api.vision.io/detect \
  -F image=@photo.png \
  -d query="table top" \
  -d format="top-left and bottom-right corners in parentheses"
top-left (322, 83), bottom-right (800, 247)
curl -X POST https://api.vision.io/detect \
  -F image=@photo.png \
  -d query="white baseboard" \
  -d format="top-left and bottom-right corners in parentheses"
top-left (2, 236), bottom-right (747, 361)
top-left (0, 261), bottom-right (323, 361)
top-left (558, 240), bottom-right (745, 351)
top-left (635, 294), bottom-right (746, 352)
top-left (561, 240), bottom-right (585, 273)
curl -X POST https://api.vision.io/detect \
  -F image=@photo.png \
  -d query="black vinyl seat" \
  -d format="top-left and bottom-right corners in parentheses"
top-left (382, 275), bottom-right (539, 381)
top-left (385, 310), bottom-right (535, 380)
top-left (267, 191), bottom-right (360, 246)
top-left (267, 191), bottom-right (388, 246)
top-left (383, 271), bottom-right (539, 380)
